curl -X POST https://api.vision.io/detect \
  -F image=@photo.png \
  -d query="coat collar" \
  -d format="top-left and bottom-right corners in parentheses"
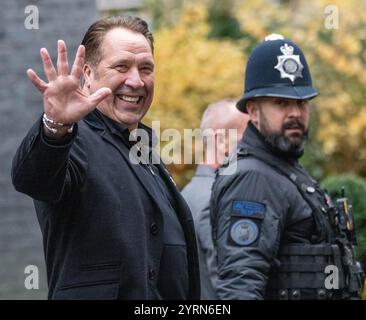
top-left (84, 109), bottom-right (156, 148)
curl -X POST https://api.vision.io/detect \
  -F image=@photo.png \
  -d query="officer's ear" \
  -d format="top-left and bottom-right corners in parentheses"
top-left (246, 100), bottom-right (259, 126)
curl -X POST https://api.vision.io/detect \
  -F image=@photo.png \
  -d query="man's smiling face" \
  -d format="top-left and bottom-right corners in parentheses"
top-left (84, 27), bottom-right (154, 131)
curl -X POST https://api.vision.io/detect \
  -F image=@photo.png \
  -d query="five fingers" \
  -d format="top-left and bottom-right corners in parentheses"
top-left (29, 41), bottom-right (102, 107)
top-left (37, 40), bottom-right (85, 83)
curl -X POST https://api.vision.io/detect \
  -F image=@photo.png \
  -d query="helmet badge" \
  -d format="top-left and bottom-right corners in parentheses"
top-left (274, 43), bottom-right (304, 83)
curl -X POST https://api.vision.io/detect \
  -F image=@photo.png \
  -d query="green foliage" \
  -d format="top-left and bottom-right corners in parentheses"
top-left (144, 0), bottom-right (185, 29)
top-left (207, 13), bottom-right (243, 39)
top-left (144, 0), bottom-right (164, 29)
top-left (321, 174), bottom-right (366, 258)
top-left (207, 0), bottom-right (243, 39)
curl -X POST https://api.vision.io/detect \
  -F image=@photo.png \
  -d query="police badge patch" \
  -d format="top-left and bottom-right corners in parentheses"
top-left (230, 219), bottom-right (259, 246)
top-left (274, 43), bottom-right (304, 83)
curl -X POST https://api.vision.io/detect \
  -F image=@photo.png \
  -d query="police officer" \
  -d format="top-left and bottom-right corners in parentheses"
top-left (210, 34), bottom-right (363, 300)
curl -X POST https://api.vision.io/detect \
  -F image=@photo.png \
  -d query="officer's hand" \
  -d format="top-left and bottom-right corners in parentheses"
top-left (26, 40), bottom-right (111, 134)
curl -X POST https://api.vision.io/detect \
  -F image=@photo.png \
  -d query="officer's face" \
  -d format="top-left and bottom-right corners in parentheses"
top-left (247, 97), bottom-right (310, 155)
top-left (83, 28), bottom-right (154, 131)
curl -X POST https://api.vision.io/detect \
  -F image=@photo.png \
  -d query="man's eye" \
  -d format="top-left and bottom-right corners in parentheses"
top-left (299, 100), bottom-right (309, 108)
top-left (140, 65), bottom-right (154, 73)
top-left (115, 65), bottom-right (128, 72)
top-left (276, 99), bottom-right (287, 107)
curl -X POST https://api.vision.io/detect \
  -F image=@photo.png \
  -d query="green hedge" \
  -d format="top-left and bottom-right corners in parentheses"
top-left (321, 174), bottom-right (366, 258)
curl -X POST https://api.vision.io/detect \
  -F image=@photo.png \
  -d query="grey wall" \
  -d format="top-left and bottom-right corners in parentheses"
top-left (0, 0), bottom-right (97, 299)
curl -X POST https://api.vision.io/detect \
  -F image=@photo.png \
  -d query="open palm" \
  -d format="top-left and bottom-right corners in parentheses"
top-left (27, 40), bottom-right (111, 124)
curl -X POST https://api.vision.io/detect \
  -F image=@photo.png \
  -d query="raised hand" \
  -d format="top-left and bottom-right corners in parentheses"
top-left (27, 40), bottom-right (111, 137)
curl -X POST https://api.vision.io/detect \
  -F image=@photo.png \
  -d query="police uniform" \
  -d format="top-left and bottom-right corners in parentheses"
top-left (210, 35), bottom-right (363, 300)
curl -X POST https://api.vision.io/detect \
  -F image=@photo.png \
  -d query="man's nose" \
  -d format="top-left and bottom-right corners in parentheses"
top-left (124, 67), bottom-right (144, 89)
top-left (287, 101), bottom-right (302, 117)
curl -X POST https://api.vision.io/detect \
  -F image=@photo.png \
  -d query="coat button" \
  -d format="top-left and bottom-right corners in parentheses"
top-left (279, 289), bottom-right (288, 299)
top-left (317, 289), bottom-right (326, 299)
top-left (150, 223), bottom-right (158, 235)
top-left (291, 290), bottom-right (300, 299)
top-left (148, 269), bottom-right (156, 280)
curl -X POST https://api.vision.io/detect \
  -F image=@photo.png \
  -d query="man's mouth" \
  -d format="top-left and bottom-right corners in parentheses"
top-left (116, 94), bottom-right (142, 104)
top-left (285, 127), bottom-right (304, 138)
top-left (283, 120), bottom-right (305, 133)
top-left (286, 127), bottom-right (302, 131)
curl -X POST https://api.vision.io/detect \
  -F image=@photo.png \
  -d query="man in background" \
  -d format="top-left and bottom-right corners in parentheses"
top-left (182, 99), bottom-right (249, 299)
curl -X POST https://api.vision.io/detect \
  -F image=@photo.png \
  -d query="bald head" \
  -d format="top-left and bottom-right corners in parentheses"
top-left (200, 99), bottom-right (249, 133)
top-left (200, 99), bottom-right (250, 167)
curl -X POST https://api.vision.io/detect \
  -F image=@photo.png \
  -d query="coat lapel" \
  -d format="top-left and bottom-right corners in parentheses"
top-left (99, 131), bottom-right (169, 209)
top-left (84, 112), bottom-right (166, 210)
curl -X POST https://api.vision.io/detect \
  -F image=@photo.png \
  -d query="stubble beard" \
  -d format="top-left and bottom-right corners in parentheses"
top-left (259, 112), bottom-right (308, 158)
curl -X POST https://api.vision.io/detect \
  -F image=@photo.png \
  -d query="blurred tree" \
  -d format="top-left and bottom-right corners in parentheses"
top-left (143, 4), bottom-right (246, 187)
top-left (144, 0), bottom-right (164, 28)
top-left (144, 0), bottom-right (184, 28)
top-left (207, 0), bottom-right (243, 39)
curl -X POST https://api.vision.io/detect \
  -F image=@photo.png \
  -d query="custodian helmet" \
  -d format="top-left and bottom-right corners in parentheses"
top-left (237, 34), bottom-right (318, 113)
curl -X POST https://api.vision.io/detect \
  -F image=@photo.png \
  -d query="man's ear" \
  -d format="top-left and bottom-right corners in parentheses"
top-left (82, 64), bottom-right (92, 89)
top-left (246, 100), bottom-right (259, 126)
top-left (213, 129), bottom-right (228, 166)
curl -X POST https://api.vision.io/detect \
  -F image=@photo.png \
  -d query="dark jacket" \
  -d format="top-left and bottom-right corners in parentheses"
top-left (210, 122), bottom-right (334, 300)
top-left (11, 110), bottom-right (200, 300)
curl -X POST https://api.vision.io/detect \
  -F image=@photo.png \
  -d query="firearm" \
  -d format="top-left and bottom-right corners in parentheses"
top-left (335, 188), bottom-right (357, 246)
top-left (326, 187), bottom-right (357, 246)
top-left (325, 188), bottom-right (364, 297)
